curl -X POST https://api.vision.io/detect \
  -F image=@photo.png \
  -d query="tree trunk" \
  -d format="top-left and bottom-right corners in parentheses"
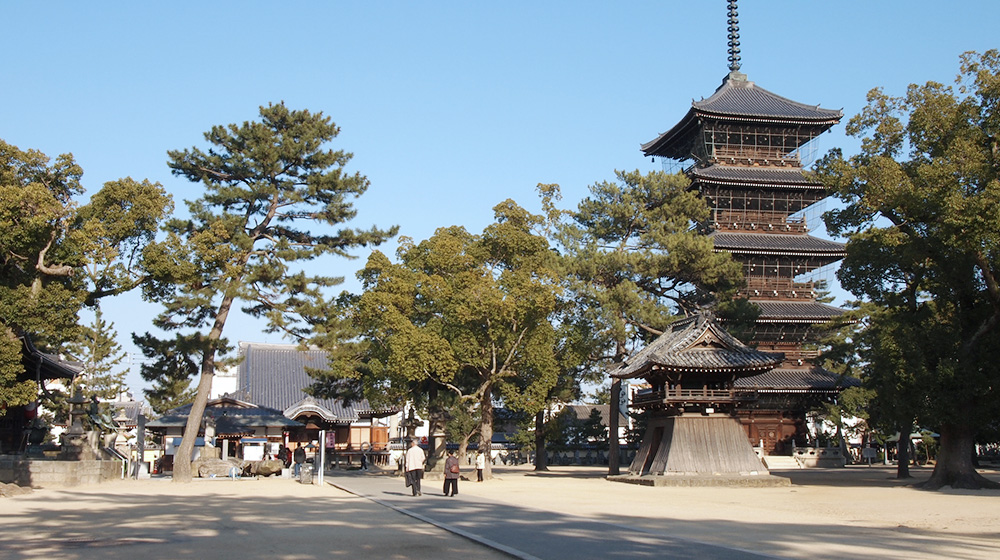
top-left (479, 383), bottom-right (493, 480)
top-left (172, 292), bottom-right (236, 483)
top-left (534, 409), bottom-right (548, 471)
top-left (457, 431), bottom-right (472, 464)
top-left (608, 378), bottom-right (621, 475)
top-left (425, 386), bottom-right (445, 472)
top-left (426, 413), bottom-right (447, 473)
top-left (172, 353), bottom-right (215, 482)
top-left (895, 423), bottom-right (912, 479)
top-left (921, 422), bottom-right (1000, 490)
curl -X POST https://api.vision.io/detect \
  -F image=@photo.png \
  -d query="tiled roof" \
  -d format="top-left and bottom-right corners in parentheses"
top-left (711, 232), bottom-right (847, 257)
top-left (147, 398), bottom-right (302, 432)
top-left (565, 404), bottom-right (627, 427)
top-left (612, 314), bottom-right (783, 379)
top-left (753, 300), bottom-right (846, 323)
top-left (641, 72), bottom-right (841, 159)
top-left (108, 400), bottom-right (148, 427)
top-left (735, 366), bottom-right (860, 392)
top-left (692, 73), bottom-right (843, 122)
top-left (691, 165), bottom-right (825, 188)
top-left (237, 342), bottom-right (378, 423)
top-left (20, 335), bottom-right (83, 380)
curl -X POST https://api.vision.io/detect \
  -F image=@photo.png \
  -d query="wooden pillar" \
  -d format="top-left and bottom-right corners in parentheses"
top-left (608, 378), bottom-right (621, 475)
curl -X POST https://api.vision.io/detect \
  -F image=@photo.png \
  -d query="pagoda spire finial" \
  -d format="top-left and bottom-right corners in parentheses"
top-left (727, 0), bottom-right (741, 72)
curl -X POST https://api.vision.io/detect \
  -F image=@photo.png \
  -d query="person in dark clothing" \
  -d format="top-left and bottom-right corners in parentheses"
top-left (293, 445), bottom-right (306, 476)
top-left (443, 450), bottom-right (460, 496)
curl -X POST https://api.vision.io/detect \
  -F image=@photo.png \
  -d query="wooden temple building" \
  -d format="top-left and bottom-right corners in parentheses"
top-left (637, 2), bottom-right (855, 457)
top-left (610, 313), bottom-right (786, 483)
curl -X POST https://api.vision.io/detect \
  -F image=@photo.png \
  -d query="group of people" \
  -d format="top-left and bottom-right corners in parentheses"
top-left (402, 440), bottom-right (489, 497)
top-left (275, 444), bottom-right (308, 476)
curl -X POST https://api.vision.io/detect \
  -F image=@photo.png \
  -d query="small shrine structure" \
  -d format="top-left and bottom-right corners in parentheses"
top-left (609, 313), bottom-right (788, 485)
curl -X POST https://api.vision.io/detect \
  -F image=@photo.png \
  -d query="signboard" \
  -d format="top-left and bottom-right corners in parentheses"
top-left (325, 432), bottom-right (336, 448)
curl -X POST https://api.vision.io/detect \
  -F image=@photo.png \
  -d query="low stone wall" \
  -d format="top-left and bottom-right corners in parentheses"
top-left (545, 448), bottom-right (637, 467)
top-left (0, 457), bottom-right (122, 488)
top-left (793, 446), bottom-right (847, 468)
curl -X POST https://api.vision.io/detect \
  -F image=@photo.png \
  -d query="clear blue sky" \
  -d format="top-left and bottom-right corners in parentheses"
top-left (4, 2), bottom-right (998, 395)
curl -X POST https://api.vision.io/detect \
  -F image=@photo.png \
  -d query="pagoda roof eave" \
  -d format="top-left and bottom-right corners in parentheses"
top-left (752, 300), bottom-right (847, 322)
top-left (691, 165), bottom-right (827, 189)
top-left (641, 72), bottom-right (842, 159)
top-left (693, 72), bottom-right (843, 122)
top-left (611, 313), bottom-right (783, 380)
top-left (735, 366), bottom-right (861, 392)
top-left (613, 363), bottom-right (780, 379)
top-left (711, 232), bottom-right (847, 258)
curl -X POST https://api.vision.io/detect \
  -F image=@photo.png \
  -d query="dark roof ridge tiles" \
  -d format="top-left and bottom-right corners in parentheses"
top-left (734, 365), bottom-right (860, 392)
top-left (694, 72), bottom-right (843, 122)
top-left (752, 300), bottom-right (846, 322)
top-left (612, 313), bottom-right (783, 379)
top-left (641, 73), bottom-right (841, 159)
top-left (238, 341), bottom-right (375, 422)
top-left (691, 165), bottom-right (826, 187)
top-left (710, 231), bottom-right (847, 255)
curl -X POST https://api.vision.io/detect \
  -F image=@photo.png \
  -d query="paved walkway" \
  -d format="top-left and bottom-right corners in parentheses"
top-left (328, 471), bottom-right (777, 560)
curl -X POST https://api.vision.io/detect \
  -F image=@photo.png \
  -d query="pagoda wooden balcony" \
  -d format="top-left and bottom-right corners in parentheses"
top-left (713, 210), bottom-right (808, 234)
top-left (708, 146), bottom-right (800, 168)
top-left (779, 349), bottom-right (822, 363)
top-left (742, 277), bottom-right (816, 300)
top-left (633, 388), bottom-right (758, 409)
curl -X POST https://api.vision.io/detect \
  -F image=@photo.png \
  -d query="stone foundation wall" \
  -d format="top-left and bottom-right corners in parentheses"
top-left (793, 446), bottom-right (847, 468)
top-left (0, 457), bottom-right (122, 488)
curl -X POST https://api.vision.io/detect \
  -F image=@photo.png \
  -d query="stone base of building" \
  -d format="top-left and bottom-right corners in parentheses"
top-left (631, 414), bottom-right (769, 477)
top-left (607, 473), bottom-right (791, 487)
top-left (0, 457), bottom-right (122, 488)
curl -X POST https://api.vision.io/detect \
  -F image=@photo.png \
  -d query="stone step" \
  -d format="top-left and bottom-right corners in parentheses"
top-left (762, 455), bottom-right (802, 470)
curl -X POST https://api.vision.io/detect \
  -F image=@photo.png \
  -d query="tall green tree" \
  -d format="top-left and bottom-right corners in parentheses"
top-left (314, 201), bottom-right (562, 479)
top-left (0, 140), bottom-right (170, 409)
top-left (147, 103), bottom-right (397, 482)
top-left (71, 308), bottom-right (128, 401)
top-left (132, 332), bottom-right (206, 415)
top-left (816, 50), bottom-right (1000, 489)
top-left (543, 171), bottom-right (744, 473)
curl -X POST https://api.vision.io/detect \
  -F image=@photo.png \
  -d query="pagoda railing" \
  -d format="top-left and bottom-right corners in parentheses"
top-left (709, 145), bottom-right (800, 168)
top-left (743, 277), bottom-right (816, 299)
top-left (713, 210), bottom-right (807, 233)
top-left (633, 388), bottom-right (758, 408)
top-left (779, 349), bottom-right (822, 363)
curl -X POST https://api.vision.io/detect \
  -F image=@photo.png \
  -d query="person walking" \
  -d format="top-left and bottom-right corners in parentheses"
top-left (475, 450), bottom-right (486, 482)
top-left (404, 439), bottom-right (426, 496)
top-left (443, 450), bottom-right (460, 496)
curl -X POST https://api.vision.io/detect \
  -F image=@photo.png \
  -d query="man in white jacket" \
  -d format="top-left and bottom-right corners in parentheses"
top-left (404, 439), bottom-right (426, 496)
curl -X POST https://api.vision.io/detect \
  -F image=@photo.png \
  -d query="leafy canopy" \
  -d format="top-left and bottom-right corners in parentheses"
top-left (0, 139), bottom-right (170, 408)
top-left (816, 50), bottom-right (1000, 488)
top-left (150, 102), bottom-right (397, 481)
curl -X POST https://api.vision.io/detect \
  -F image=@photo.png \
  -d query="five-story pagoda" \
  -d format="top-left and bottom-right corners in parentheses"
top-left (640, 1), bottom-right (851, 455)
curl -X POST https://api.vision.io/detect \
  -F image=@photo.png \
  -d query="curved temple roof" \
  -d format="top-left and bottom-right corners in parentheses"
top-left (691, 165), bottom-right (827, 189)
top-left (236, 342), bottom-right (387, 423)
top-left (735, 366), bottom-right (860, 393)
top-left (641, 71), bottom-right (843, 160)
top-left (753, 300), bottom-right (847, 323)
top-left (612, 313), bottom-right (783, 380)
top-left (711, 232), bottom-right (847, 258)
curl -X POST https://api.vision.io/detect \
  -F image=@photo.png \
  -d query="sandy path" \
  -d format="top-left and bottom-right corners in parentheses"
top-left (0, 477), bottom-right (511, 560)
top-left (460, 464), bottom-right (1000, 560)
top-left (2, 464), bottom-right (998, 560)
